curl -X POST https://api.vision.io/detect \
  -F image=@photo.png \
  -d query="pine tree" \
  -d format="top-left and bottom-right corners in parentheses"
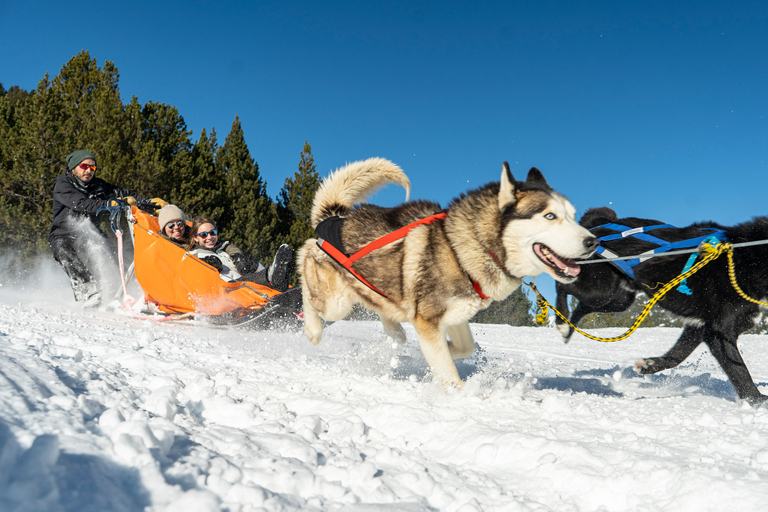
top-left (48, 51), bottom-right (128, 184)
top-left (0, 50), bottom-right (197, 260)
top-left (276, 140), bottom-right (320, 250)
top-left (218, 116), bottom-right (277, 261)
top-left (173, 128), bottom-right (226, 219)
top-left (0, 71), bottom-right (71, 257)
top-left (123, 98), bottom-right (193, 200)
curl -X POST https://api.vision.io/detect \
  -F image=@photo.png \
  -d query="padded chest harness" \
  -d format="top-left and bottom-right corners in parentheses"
top-left (593, 223), bottom-right (726, 281)
top-left (315, 212), bottom-right (494, 299)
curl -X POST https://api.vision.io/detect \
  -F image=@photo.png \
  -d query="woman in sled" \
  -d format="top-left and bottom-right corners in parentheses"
top-left (188, 216), bottom-right (293, 292)
top-left (158, 204), bottom-right (192, 248)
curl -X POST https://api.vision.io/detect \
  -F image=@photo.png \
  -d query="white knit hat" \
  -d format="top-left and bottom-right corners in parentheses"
top-left (158, 204), bottom-right (186, 229)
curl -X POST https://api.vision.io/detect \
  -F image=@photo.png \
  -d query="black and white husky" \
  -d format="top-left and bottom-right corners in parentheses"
top-left (556, 207), bottom-right (768, 405)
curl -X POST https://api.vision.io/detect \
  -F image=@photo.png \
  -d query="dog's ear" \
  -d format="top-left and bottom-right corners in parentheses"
top-left (498, 161), bottom-right (517, 211)
top-left (526, 167), bottom-right (550, 189)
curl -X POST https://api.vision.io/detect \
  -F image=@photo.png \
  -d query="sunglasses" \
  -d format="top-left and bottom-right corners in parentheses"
top-left (78, 163), bottom-right (96, 171)
top-left (165, 220), bottom-right (185, 230)
top-left (195, 229), bottom-right (218, 238)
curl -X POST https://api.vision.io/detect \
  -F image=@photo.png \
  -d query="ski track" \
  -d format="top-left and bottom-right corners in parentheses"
top-left (2, 280), bottom-right (768, 511)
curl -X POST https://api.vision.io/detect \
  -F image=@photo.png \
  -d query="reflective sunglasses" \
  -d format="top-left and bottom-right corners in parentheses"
top-left (195, 229), bottom-right (218, 238)
top-left (78, 163), bottom-right (96, 171)
top-left (165, 220), bottom-right (185, 230)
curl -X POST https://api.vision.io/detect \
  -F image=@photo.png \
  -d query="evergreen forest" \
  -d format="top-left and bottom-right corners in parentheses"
top-left (5, 50), bottom-right (732, 331)
top-left (0, 51), bottom-right (319, 282)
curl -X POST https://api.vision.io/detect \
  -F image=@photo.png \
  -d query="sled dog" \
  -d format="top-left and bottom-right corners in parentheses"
top-left (556, 206), bottom-right (768, 405)
top-left (297, 158), bottom-right (597, 389)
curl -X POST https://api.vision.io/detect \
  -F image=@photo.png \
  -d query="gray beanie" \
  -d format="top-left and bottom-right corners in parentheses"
top-left (158, 205), bottom-right (186, 229)
top-left (66, 149), bottom-right (97, 170)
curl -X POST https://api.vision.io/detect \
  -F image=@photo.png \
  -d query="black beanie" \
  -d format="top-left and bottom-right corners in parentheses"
top-left (66, 150), bottom-right (97, 170)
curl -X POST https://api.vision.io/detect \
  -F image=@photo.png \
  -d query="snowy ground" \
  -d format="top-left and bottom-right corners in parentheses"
top-left (2, 261), bottom-right (768, 511)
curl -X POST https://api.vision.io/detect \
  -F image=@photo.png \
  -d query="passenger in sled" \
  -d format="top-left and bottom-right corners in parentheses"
top-left (187, 216), bottom-right (294, 292)
top-left (160, 210), bottom-right (303, 320)
top-left (158, 204), bottom-right (192, 248)
top-left (142, 205), bottom-right (302, 326)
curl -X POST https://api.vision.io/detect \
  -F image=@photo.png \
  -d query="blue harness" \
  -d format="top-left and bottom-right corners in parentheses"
top-left (592, 222), bottom-right (726, 294)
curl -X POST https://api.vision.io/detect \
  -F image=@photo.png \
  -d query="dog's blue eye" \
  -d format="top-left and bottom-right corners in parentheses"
top-left (545, 213), bottom-right (556, 220)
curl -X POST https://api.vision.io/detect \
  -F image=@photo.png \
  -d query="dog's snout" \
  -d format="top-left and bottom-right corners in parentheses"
top-left (583, 236), bottom-right (597, 251)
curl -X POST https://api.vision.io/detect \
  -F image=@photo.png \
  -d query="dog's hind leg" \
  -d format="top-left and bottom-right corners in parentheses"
top-left (302, 297), bottom-right (325, 345)
top-left (412, 315), bottom-right (463, 389)
top-left (446, 322), bottom-right (475, 360)
top-left (636, 324), bottom-right (704, 374)
top-left (381, 317), bottom-right (407, 344)
top-left (703, 328), bottom-right (766, 404)
top-left (299, 244), bottom-right (355, 345)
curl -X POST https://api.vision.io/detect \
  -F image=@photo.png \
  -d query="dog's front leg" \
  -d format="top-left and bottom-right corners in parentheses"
top-left (412, 316), bottom-right (463, 389)
top-left (446, 322), bottom-right (475, 360)
top-left (381, 317), bottom-right (407, 344)
top-left (636, 324), bottom-right (704, 374)
top-left (554, 283), bottom-right (573, 339)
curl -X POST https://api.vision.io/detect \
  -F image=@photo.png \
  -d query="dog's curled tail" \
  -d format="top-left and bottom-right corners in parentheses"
top-left (310, 157), bottom-right (411, 228)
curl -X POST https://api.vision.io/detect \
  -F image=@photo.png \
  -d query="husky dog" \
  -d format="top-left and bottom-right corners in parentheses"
top-left (556, 207), bottom-right (768, 405)
top-left (297, 158), bottom-right (597, 389)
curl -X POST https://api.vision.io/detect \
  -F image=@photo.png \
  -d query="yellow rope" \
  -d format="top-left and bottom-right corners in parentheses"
top-left (726, 248), bottom-right (768, 306)
top-left (523, 242), bottom-right (728, 342)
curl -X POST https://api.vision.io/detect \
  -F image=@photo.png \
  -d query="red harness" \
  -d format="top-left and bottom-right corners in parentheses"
top-left (316, 212), bottom-right (499, 299)
top-left (317, 212), bottom-right (447, 297)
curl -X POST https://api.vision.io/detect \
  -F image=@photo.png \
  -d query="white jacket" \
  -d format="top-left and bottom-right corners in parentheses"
top-left (191, 241), bottom-right (260, 282)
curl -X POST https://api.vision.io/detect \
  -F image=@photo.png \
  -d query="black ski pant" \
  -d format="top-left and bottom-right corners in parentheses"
top-left (50, 235), bottom-right (110, 302)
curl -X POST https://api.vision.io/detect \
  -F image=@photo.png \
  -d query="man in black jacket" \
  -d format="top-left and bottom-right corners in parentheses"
top-left (49, 149), bottom-right (166, 305)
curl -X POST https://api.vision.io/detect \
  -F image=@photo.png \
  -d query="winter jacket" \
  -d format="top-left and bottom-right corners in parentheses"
top-left (190, 241), bottom-right (265, 282)
top-left (49, 170), bottom-right (149, 242)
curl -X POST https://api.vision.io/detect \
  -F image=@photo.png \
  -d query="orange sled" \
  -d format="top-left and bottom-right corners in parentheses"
top-left (130, 206), bottom-right (302, 328)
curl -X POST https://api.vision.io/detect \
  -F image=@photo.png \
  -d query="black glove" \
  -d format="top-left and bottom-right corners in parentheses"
top-left (201, 255), bottom-right (224, 272)
top-left (149, 197), bottom-right (168, 209)
top-left (137, 197), bottom-right (166, 212)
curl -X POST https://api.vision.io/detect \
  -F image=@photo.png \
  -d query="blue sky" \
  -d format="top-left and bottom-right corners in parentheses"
top-left (2, 1), bottom-right (767, 303)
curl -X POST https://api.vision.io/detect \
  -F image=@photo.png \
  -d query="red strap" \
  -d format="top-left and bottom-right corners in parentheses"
top-left (318, 239), bottom-right (389, 297)
top-left (317, 212), bottom-right (447, 297)
top-left (348, 212), bottom-right (447, 265)
top-left (472, 279), bottom-right (490, 299)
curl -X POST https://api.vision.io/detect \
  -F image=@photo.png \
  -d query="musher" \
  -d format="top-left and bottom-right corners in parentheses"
top-left (49, 149), bottom-right (167, 305)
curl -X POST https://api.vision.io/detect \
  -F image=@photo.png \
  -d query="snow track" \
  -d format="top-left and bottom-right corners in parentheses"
top-left (2, 282), bottom-right (768, 511)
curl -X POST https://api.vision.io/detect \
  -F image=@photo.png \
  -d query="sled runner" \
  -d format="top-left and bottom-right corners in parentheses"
top-left (126, 205), bottom-right (302, 329)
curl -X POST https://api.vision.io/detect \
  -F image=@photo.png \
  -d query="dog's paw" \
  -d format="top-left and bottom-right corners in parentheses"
top-left (304, 326), bottom-right (323, 345)
top-left (384, 324), bottom-right (407, 345)
top-left (635, 358), bottom-right (666, 375)
top-left (635, 358), bottom-right (653, 374)
top-left (745, 394), bottom-right (768, 407)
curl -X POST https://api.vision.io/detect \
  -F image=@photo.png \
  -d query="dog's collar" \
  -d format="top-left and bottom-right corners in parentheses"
top-left (471, 279), bottom-right (490, 299)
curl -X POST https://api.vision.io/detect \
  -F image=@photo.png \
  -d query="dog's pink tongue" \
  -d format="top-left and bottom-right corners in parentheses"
top-left (552, 254), bottom-right (581, 277)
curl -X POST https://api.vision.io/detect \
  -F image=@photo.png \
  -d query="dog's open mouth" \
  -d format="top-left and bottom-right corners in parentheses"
top-left (533, 243), bottom-right (581, 278)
